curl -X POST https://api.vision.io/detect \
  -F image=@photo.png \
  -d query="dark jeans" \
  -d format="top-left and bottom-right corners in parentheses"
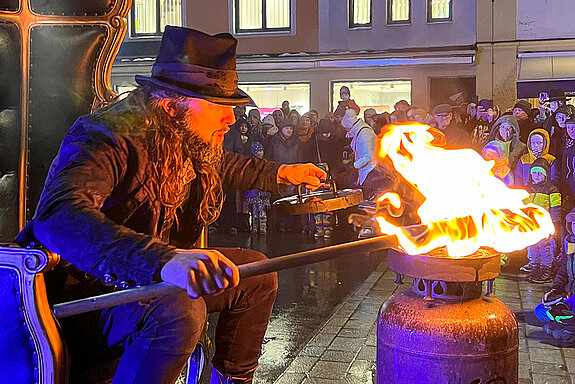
top-left (64, 248), bottom-right (278, 384)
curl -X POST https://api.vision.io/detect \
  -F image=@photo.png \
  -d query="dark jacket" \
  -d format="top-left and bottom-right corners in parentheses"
top-left (15, 112), bottom-right (283, 297)
top-left (268, 132), bottom-right (299, 164)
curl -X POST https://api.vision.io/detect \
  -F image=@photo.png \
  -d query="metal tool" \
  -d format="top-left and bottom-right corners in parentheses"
top-left (273, 179), bottom-right (364, 215)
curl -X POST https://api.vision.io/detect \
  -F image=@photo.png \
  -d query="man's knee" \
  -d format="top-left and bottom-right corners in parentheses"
top-left (143, 292), bottom-right (208, 354)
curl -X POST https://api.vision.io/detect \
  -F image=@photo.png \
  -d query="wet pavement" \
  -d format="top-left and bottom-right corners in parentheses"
top-left (208, 227), bottom-right (385, 383)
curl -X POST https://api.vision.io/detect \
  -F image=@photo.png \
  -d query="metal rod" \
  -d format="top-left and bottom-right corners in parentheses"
top-left (424, 280), bottom-right (434, 301)
top-left (52, 235), bottom-right (398, 318)
top-left (485, 279), bottom-right (494, 297)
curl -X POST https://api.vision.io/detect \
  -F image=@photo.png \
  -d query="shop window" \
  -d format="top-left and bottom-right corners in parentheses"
top-left (332, 81), bottom-right (411, 114)
top-left (239, 83), bottom-right (310, 115)
top-left (428, 0), bottom-right (452, 22)
top-left (235, 0), bottom-right (291, 34)
top-left (388, 0), bottom-right (410, 24)
top-left (349, 0), bottom-right (371, 28)
top-left (131, 0), bottom-right (183, 36)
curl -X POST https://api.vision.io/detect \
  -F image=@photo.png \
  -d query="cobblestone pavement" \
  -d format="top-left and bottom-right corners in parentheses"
top-left (271, 259), bottom-right (575, 384)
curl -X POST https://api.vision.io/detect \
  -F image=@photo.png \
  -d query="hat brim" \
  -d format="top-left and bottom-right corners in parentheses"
top-left (543, 96), bottom-right (572, 103)
top-left (134, 75), bottom-right (255, 107)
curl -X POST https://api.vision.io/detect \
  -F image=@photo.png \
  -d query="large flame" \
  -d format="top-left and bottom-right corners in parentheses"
top-left (374, 122), bottom-right (555, 257)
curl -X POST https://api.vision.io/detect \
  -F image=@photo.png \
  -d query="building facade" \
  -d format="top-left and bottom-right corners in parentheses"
top-left (112, 0), bottom-right (476, 115)
top-left (476, 0), bottom-right (575, 110)
top-left (112, 1), bottom-right (575, 114)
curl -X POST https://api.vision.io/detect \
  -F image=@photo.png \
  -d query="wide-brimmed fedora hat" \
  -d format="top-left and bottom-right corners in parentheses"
top-left (135, 26), bottom-right (251, 106)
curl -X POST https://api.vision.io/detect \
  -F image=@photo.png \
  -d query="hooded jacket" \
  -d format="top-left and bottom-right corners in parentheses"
top-left (342, 110), bottom-right (377, 185)
top-left (487, 115), bottom-right (527, 170)
top-left (551, 207), bottom-right (575, 294)
top-left (524, 157), bottom-right (561, 223)
top-left (514, 128), bottom-right (556, 187)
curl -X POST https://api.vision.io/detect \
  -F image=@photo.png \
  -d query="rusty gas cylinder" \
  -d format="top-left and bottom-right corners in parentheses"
top-left (377, 250), bottom-right (518, 384)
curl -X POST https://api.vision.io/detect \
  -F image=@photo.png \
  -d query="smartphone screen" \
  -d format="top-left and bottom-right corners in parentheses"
top-left (539, 92), bottom-right (548, 103)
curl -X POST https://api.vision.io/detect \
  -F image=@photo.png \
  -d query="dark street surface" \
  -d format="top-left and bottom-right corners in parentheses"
top-left (208, 224), bottom-right (385, 383)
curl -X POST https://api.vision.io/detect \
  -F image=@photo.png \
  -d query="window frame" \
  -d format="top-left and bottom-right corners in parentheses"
top-left (348, 0), bottom-right (372, 29)
top-left (387, 0), bottom-right (411, 25)
top-left (129, 0), bottom-right (185, 38)
top-left (234, 0), bottom-right (292, 34)
top-left (427, 0), bottom-right (452, 23)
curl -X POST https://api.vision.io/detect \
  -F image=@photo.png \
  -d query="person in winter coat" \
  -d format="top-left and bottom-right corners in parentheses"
top-left (341, 109), bottom-right (378, 198)
top-left (334, 86), bottom-right (360, 117)
top-left (482, 140), bottom-right (514, 187)
top-left (515, 128), bottom-right (557, 187)
top-left (487, 115), bottom-right (527, 170)
top-left (268, 120), bottom-right (300, 232)
top-left (248, 108), bottom-right (265, 144)
top-left (295, 112), bottom-right (316, 235)
top-left (521, 158), bottom-right (562, 283)
top-left (534, 208), bottom-right (575, 345)
top-left (560, 117), bottom-right (575, 211)
top-left (244, 142), bottom-right (272, 235)
top-left (513, 99), bottom-right (535, 142)
top-left (311, 118), bottom-right (346, 238)
top-left (548, 105), bottom-right (575, 164)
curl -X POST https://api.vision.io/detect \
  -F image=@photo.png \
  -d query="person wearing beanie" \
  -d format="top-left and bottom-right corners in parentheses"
top-left (341, 109), bottom-right (379, 197)
top-left (244, 141), bottom-right (272, 235)
top-left (522, 158), bottom-right (562, 283)
top-left (515, 128), bottom-right (557, 187)
top-left (334, 86), bottom-right (361, 117)
top-left (487, 115), bottom-right (527, 170)
top-left (514, 99), bottom-right (535, 142)
top-left (432, 103), bottom-right (471, 149)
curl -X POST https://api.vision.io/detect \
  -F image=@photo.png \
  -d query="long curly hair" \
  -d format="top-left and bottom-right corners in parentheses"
top-left (94, 86), bottom-right (224, 231)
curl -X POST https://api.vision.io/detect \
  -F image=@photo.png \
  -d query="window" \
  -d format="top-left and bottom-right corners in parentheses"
top-left (349, 0), bottom-right (371, 28)
top-left (131, 0), bottom-right (182, 36)
top-left (239, 83), bottom-right (310, 115)
top-left (388, 0), bottom-right (410, 24)
top-left (235, 0), bottom-right (291, 34)
top-left (332, 81), bottom-right (411, 114)
top-left (428, 0), bottom-right (452, 22)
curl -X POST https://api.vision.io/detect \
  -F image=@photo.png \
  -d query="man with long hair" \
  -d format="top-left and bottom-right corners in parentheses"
top-left (16, 27), bottom-right (325, 383)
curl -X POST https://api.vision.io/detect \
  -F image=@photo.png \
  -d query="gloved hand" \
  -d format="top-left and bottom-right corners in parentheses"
top-left (277, 163), bottom-right (327, 190)
top-left (543, 289), bottom-right (565, 307)
top-left (547, 302), bottom-right (575, 324)
top-left (160, 249), bottom-right (240, 299)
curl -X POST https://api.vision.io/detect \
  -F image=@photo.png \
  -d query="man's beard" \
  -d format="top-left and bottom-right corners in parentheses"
top-left (180, 108), bottom-right (224, 166)
top-left (182, 128), bottom-right (224, 166)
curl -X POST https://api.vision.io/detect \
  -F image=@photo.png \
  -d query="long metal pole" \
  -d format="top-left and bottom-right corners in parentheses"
top-left (52, 235), bottom-right (398, 318)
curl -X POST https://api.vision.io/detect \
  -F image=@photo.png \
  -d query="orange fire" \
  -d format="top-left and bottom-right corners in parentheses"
top-left (374, 122), bottom-right (555, 257)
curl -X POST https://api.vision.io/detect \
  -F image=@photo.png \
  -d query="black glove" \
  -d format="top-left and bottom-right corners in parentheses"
top-left (547, 302), bottom-right (575, 324)
top-left (542, 289), bottom-right (565, 307)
